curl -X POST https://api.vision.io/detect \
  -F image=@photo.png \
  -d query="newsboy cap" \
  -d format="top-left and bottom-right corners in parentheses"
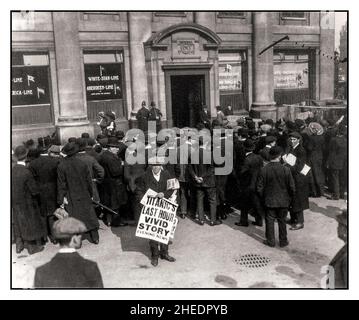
top-left (289, 132), bottom-right (302, 140)
top-left (14, 145), bottom-right (28, 161)
top-left (53, 217), bottom-right (87, 239)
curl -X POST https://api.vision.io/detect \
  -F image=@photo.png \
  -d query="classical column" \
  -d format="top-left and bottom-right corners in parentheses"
top-left (319, 11), bottom-right (335, 99)
top-left (53, 12), bottom-right (92, 142)
top-left (251, 12), bottom-right (276, 120)
top-left (128, 12), bottom-right (152, 120)
top-left (194, 12), bottom-right (215, 30)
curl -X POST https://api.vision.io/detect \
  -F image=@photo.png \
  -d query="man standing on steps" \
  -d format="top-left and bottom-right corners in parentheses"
top-left (136, 100), bottom-right (150, 133)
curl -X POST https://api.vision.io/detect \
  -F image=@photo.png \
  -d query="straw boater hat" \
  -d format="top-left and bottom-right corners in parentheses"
top-left (308, 122), bottom-right (324, 136)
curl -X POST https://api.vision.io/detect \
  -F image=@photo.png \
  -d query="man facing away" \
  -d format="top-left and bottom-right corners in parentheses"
top-left (257, 146), bottom-right (296, 248)
top-left (34, 217), bottom-right (104, 288)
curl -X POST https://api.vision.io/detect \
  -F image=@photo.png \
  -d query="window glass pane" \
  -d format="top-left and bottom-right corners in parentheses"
top-left (218, 12), bottom-right (245, 18)
top-left (84, 53), bottom-right (118, 64)
top-left (282, 12), bottom-right (305, 18)
top-left (219, 52), bottom-right (242, 91)
top-left (274, 55), bottom-right (309, 89)
top-left (23, 54), bottom-right (49, 66)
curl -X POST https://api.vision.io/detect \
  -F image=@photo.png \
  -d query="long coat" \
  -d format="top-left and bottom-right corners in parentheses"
top-left (57, 157), bottom-right (99, 231)
top-left (188, 148), bottom-right (216, 188)
top-left (76, 152), bottom-right (105, 203)
top-left (306, 134), bottom-right (325, 194)
top-left (29, 155), bottom-right (60, 218)
top-left (98, 150), bottom-right (128, 210)
top-left (327, 136), bottom-right (347, 170)
top-left (238, 152), bottom-right (263, 209)
top-left (12, 164), bottom-right (47, 241)
top-left (136, 106), bottom-right (150, 132)
top-left (287, 144), bottom-right (310, 212)
top-left (34, 252), bottom-right (103, 288)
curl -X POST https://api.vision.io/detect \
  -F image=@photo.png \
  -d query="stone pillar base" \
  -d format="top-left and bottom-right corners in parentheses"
top-left (250, 104), bottom-right (277, 121)
top-left (56, 120), bottom-right (93, 144)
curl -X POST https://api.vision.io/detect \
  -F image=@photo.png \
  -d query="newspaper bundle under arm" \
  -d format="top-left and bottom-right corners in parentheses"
top-left (282, 153), bottom-right (297, 166)
top-left (300, 164), bottom-right (311, 176)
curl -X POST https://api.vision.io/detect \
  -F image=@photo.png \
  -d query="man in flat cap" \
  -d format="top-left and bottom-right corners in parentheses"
top-left (34, 217), bottom-right (103, 288)
top-left (57, 142), bottom-right (100, 244)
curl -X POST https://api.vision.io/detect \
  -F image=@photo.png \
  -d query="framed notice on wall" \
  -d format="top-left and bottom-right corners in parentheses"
top-left (84, 63), bottom-right (123, 101)
top-left (11, 66), bottom-right (51, 106)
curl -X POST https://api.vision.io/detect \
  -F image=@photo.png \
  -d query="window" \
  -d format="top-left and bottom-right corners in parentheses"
top-left (218, 51), bottom-right (247, 112)
top-left (11, 52), bottom-right (53, 125)
top-left (281, 12), bottom-right (306, 19)
top-left (83, 50), bottom-right (127, 120)
top-left (154, 11), bottom-right (186, 17)
top-left (217, 12), bottom-right (246, 19)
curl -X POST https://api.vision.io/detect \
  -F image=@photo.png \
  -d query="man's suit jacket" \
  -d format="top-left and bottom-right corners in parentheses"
top-left (34, 252), bottom-right (103, 288)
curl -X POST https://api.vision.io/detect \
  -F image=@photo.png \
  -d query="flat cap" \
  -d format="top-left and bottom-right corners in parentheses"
top-left (53, 217), bottom-right (87, 239)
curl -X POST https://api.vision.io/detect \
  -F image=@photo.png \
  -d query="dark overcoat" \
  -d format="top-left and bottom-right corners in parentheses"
top-left (327, 136), bottom-right (347, 170)
top-left (238, 152), bottom-right (263, 209)
top-left (256, 162), bottom-right (296, 208)
top-left (12, 164), bottom-right (47, 241)
top-left (98, 150), bottom-right (128, 210)
top-left (29, 155), bottom-right (60, 219)
top-left (288, 144), bottom-right (310, 212)
top-left (76, 152), bottom-right (104, 203)
top-left (34, 252), bottom-right (103, 288)
top-left (57, 157), bottom-right (99, 230)
top-left (306, 134), bottom-right (325, 193)
top-left (136, 106), bottom-right (150, 132)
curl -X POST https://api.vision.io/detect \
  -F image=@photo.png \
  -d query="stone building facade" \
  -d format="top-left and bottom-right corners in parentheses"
top-left (11, 11), bottom-right (335, 145)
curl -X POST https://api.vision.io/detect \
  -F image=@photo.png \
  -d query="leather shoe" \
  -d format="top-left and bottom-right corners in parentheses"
top-left (92, 239), bottom-right (99, 245)
top-left (263, 240), bottom-right (275, 248)
top-left (196, 218), bottom-right (205, 225)
top-left (290, 223), bottom-right (304, 231)
top-left (160, 254), bottom-right (176, 262)
top-left (280, 241), bottom-right (289, 248)
top-left (210, 220), bottom-right (222, 226)
top-left (252, 221), bottom-right (263, 227)
top-left (220, 213), bottom-right (227, 220)
top-left (235, 222), bottom-right (249, 227)
top-left (151, 257), bottom-right (158, 267)
top-left (16, 244), bottom-right (24, 254)
top-left (179, 213), bottom-right (186, 219)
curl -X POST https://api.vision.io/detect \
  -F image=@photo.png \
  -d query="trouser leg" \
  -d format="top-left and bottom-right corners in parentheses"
top-left (296, 210), bottom-right (304, 224)
top-left (277, 208), bottom-right (288, 244)
top-left (159, 243), bottom-right (169, 256)
top-left (252, 192), bottom-right (264, 225)
top-left (206, 187), bottom-right (217, 222)
top-left (240, 209), bottom-right (249, 224)
top-left (331, 169), bottom-right (340, 198)
top-left (149, 240), bottom-right (159, 258)
top-left (90, 229), bottom-right (99, 243)
top-left (180, 182), bottom-right (188, 215)
top-left (265, 209), bottom-right (276, 245)
top-left (196, 188), bottom-right (205, 221)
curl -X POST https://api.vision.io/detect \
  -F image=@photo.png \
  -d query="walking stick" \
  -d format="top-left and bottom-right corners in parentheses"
top-left (92, 200), bottom-right (119, 215)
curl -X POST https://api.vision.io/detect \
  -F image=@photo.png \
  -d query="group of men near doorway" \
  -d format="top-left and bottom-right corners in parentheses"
top-left (12, 107), bottom-right (347, 280)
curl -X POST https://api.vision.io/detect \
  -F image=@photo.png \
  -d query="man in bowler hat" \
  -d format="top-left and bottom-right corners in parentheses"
top-left (34, 217), bottom-right (103, 288)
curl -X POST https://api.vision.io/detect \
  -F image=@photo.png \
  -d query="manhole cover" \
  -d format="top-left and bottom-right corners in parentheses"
top-left (234, 254), bottom-right (270, 268)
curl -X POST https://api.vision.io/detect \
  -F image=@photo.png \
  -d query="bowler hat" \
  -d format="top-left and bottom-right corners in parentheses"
top-left (265, 136), bottom-right (277, 144)
top-left (150, 101), bottom-right (156, 107)
top-left (269, 146), bottom-right (283, 160)
top-left (244, 139), bottom-right (255, 151)
top-left (76, 138), bottom-right (87, 152)
top-left (61, 142), bottom-right (79, 157)
top-left (14, 145), bottom-right (28, 161)
top-left (53, 217), bottom-right (87, 239)
top-left (81, 132), bottom-right (90, 139)
top-left (105, 110), bottom-right (116, 121)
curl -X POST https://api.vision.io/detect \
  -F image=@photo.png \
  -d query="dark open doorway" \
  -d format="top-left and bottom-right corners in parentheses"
top-left (170, 75), bottom-right (206, 128)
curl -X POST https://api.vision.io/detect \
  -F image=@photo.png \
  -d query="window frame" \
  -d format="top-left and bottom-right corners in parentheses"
top-left (217, 11), bottom-right (246, 19)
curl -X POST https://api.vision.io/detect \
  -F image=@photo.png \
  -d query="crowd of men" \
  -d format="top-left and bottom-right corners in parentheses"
top-left (12, 105), bottom-right (348, 262)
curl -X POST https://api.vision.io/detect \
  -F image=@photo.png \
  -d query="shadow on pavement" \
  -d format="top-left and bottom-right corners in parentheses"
top-left (309, 199), bottom-right (344, 220)
top-left (110, 225), bottom-right (151, 259)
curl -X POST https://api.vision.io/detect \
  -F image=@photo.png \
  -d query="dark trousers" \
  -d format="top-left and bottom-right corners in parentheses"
top-left (149, 240), bottom-right (168, 258)
top-left (196, 187), bottom-right (217, 222)
top-left (179, 182), bottom-right (190, 215)
top-left (330, 169), bottom-right (347, 198)
top-left (290, 210), bottom-right (304, 224)
top-left (47, 215), bottom-right (57, 241)
top-left (83, 228), bottom-right (99, 243)
top-left (240, 192), bottom-right (264, 225)
top-left (265, 208), bottom-right (288, 245)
